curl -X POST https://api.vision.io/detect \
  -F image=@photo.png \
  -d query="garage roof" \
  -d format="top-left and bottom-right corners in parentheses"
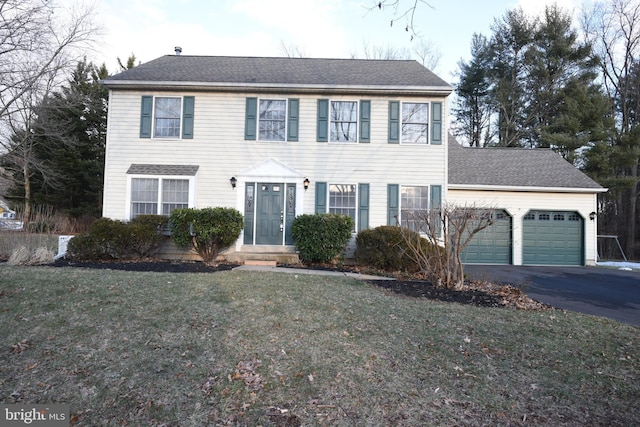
top-left (448, 140), bottom-right (605, 191)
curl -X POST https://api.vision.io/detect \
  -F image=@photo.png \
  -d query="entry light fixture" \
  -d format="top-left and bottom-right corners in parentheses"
top-left (230, 176), bottom-right (237, 189)
top-left (589, 211), bottom-right (596, 221)
top-left (303, 178), bottom-right (310, 191)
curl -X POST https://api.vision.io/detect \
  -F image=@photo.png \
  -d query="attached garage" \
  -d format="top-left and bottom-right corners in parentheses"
top-left (461, 210), bottom-right (512, 264)
top-left (448, 140), bottom-right (606, 266)
top-left (522, 211), bottom-right (583, 265)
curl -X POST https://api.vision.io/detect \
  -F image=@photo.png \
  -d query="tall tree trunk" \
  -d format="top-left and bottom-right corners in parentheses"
top-left (627, 158), bottom-right (639, 257)
top-left (22, 162), bottom-right (31, 226)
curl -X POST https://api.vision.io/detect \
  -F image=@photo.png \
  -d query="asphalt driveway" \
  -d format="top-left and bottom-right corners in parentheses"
top-left (464, 265), bottom-right (640, 326)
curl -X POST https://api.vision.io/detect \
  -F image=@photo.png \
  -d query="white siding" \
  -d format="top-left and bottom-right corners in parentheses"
top-left (103, 91), bottom-right (448, 232)
top-left (448, 189), bottom-right (598, 266)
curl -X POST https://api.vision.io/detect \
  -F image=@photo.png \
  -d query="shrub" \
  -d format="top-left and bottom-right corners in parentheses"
top-left (67, 217), bottom-right (129, 260)
top-left (127, 215), bottom-right (169, 257)
top-left (170, 207), bottom-right (243, 265)
top-left (291, 214), bottom-right (354, 263)
top-left (355, 226), bottom-right (424, 272)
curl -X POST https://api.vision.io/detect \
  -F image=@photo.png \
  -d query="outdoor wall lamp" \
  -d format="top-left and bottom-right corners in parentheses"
top-left (230, 176), bottom-right (237, 189)
top-left (303, 178), bottom-right (310, 191)
top-left (589, 211), bottom-right (596, 221)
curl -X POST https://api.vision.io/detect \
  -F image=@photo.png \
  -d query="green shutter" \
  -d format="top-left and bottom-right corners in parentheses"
top-left (245, 97), bottom-right (257, 140)
top-left (387, 184), bottom-right (399, 225)
top-left (287, 98), bottom-right (299, 141)
top-left (358, 183), bottom-right (369, 231)
top-left (317, 99), bottom-right (329, 142)
top-left (360, 100), bottom-right (370, 143)
top-left (431, 101), bottom-right (442, 145)
top-left (388, 101), bottom-right (399, 143)
top-left (182, 96), bottom-right (195, 139)
top-left (431, 185), bottom-right (442, 236)
top-left (315, 181), bottom-right (327, 213)
top-left (140, 96), bottom-right (153, 138)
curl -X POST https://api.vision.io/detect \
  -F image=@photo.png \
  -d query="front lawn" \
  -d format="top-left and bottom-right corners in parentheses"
top-left (1, 265), bottom-right (637, 426)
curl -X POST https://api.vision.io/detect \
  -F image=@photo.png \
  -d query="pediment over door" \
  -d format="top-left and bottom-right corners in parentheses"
top-left (239, 158), bottom-right (304, 180)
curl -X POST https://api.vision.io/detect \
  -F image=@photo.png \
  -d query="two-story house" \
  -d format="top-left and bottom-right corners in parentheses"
top-left (100, 52), bottom-right (605, 266)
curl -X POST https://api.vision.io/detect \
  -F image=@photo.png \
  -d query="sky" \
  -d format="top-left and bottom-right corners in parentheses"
top-left (84, 0), bottom-right (582, 84)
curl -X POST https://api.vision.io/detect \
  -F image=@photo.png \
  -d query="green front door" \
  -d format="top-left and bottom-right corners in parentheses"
top-left (256, 183), bottom-right (284, 245)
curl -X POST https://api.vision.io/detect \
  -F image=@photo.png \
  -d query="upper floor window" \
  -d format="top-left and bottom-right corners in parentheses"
top-left (140, 96), bottom-right (194, 139)
top-left (330, 101), bottom-right (358, 142)
top-left (402, 103), bottom-right (429, 143)
top-left (389, 101), bottom-right (441, 144)
top-left (154, 97), bottom-right (182, 138)
top-left (259, 99), bottom-right (286, 141)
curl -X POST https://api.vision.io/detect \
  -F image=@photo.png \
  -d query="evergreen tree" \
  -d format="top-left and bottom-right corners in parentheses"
top-left (453, 34), bottom-right (493, 147)
top-left (28, 59), bottom-right (109, 217)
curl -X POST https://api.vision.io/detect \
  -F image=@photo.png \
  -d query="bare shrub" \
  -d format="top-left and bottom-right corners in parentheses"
top-left (31, 246), bottom-right (54, 265)
top-left (6, 245), bottom-right (54, 265)
top-left (7, 246), bottom-right (30, 265)
top-left (399, 203), bottom-right (496, 289)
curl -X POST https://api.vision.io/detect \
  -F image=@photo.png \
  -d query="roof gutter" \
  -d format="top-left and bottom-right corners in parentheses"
top-left (448, 184), bottom-right (608, 194)
top-left (99, 80), bottom-right (453, 96)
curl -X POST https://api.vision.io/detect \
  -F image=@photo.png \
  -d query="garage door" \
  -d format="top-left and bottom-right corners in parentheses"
top-left (522, 211), bottom-right (583, 266)
top-left (461, 210), bottom-right (512, 264)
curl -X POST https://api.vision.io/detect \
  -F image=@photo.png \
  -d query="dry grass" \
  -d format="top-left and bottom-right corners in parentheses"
top-left (1, 265), bottom-right (638, 426)
top-left (0, 232), bottom-right (58, 261)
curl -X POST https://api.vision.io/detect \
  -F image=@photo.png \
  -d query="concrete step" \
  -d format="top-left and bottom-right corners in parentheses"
top-left (226, 250), bottom-right (300, 265)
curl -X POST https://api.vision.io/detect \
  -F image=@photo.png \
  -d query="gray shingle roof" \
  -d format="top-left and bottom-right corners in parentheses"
top-left (127, 164), bottom-right (199, 176)
top-left (448, 140), bottom-right (604, 190)
top-left (102, 55), bottom-right (451, 90)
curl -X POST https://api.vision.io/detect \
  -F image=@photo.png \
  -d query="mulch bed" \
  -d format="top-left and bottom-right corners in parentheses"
top-left (45, 259), bottom-right (547, 310)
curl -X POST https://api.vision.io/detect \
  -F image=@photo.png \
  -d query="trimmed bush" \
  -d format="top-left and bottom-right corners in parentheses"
top-left (67, 217), bottom-right (129, 260)
top-left (127, 215), bottom-right (169, 257)
top-left (355, 226), bottom-right (423, 272)
top-left (170, 207), bottom-right (243, 265)
top-left (67, 215), bottom-right (168, 261)
top-left (291, 214), bottom-right (354, 263)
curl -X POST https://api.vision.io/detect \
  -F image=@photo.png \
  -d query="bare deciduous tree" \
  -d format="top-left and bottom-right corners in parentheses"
top-left (367, 0), bottom-right (434, 40)
top-left (581, 0), bottom-right (640, 257)
top-left (350, 40), bottom-right (441, 71)
top-left (399, 203), bottom-right (496, 289)
top-left (0, 0), bottom-right (97, 222)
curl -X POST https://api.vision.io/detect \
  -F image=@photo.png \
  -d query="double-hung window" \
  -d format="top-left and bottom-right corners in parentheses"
top-left (140, 96), bottom-right (195, 139)
top-left (400, 186), bottom-right (430, 232)
top-left (130, 177), bottom-right (190, 218)
top-left (402, 103), bottom-right (429, 143)
top-left (330, 101), bottom-right (358, 142)
top-left (154, 97), bottom-right (182, 138)
top-left (329, 184), bottom-right (357, 223)
top-left (389, 101), bottom-right (441, 144)
top-left (259, 99), bottom-right (286, 141)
